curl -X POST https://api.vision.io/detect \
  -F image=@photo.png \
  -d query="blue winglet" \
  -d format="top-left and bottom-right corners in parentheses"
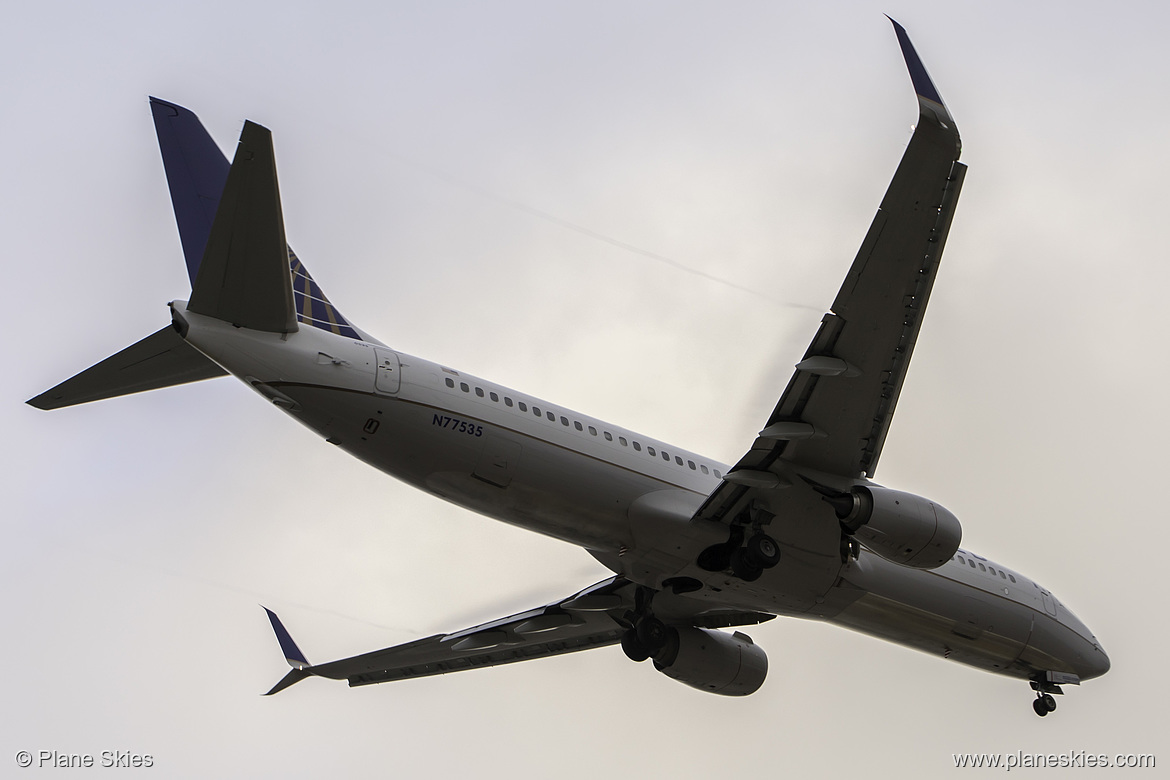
top-left (886, 17), bottom-right (945, 108)
top-left (263, 607), bottom-right (311, 669)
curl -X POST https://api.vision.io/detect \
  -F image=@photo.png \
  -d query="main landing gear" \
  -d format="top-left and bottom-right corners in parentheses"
top-left (620, 586), bottom-right (676, 663)
top-left (697, 525), bottom-right (782, 583)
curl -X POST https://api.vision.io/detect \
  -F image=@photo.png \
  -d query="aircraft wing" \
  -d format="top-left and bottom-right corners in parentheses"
top-left (264, 578), bottom-right (633, 694)
top-left (695, 21), bottom-right (965, 545)
top-left (264, 576), bottom-right (774, 693)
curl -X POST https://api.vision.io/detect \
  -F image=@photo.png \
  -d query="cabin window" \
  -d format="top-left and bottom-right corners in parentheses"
top-left (957, 556), bottom-right (965, 565)
top-left (505, 397), bottom-right (513, 407)
top-left (588, 426), bottom-right (597, 436)
top-left (700, 465), bottom-right (709, 475)
top-left (574, 421), bottom-right (583, 431)
top-left (968, 560), bottom-right (976, 568)
top-left (661, 451), bottom-right (669, 461)
top-left (547, 411), bottom-right (555, 422)
top-left (978, 563), bottom-right (986, 572)
top-left (518, 401), bottom-right (527, 412)
top-left (445, 378), bottom-right (455, 388)
top-left (619, 437), bottom-right (627, 446)
top-left (475, 387), bottom-right (484, 398)
top-left (713, 469), bottom-right (722, 478)
top-left (604, 432), bottom-right (613, 442)
top-left (1008, 574), bottom-right (1016, 583)
top-left (675, 456), bottom-right (684, 466)
top-left (988, 566), bottom-right (996, 576)
top-left (560, 416), bottom-right (569, 426)
top-left (999, 571), bottom-right (1007, 580)
top-left (490, 392), bottom-right (499, 402)
top-left (633, 442), bottom-right (642, 452)
top-left (688, 460), bottom-right (696, 470)
top-left (533, 406), bottom-right (541, 416)
top-left (460, 382), bottom-right (470, 393)
top-left (648, 446), bottom-right (656, 456)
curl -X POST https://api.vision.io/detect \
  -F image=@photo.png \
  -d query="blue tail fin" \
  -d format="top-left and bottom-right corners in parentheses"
top-left (150, 97), bottom-right (364, 340)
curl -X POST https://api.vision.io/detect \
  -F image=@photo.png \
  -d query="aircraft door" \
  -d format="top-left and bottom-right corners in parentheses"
top-left (374, 348), bottom-right (401, 395)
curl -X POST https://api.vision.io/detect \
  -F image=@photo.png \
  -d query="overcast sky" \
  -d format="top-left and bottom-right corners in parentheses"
top-left (4, 2), bottom-right (1167, 777)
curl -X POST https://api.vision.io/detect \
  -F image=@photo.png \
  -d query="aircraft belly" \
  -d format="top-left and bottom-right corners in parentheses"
top-left (272, 383), bottom-right (646, 551)
top-left (825, 553), bottom-right (1035, 678)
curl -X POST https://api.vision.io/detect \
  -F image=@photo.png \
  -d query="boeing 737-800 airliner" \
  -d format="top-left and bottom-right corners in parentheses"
top-left (29, 20), bottom-right (1107, 717)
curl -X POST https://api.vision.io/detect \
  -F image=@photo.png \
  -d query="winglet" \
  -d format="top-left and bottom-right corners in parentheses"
top-left (262, 607), bottom-right (314, 695)
top-left (886, 17), bottom-right (960, 155)
top-left (887, 17), bottom-right (944, 106)
top-left (263, 607), bottom-right (311, 669)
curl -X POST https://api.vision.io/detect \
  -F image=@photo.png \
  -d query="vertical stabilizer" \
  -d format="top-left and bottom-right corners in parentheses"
top-left (151, 98), bottom-right (368, 341)
top-left (150, 98), bottom-right (231, 284)
top-left (187, 121), bottom-right (298, 333)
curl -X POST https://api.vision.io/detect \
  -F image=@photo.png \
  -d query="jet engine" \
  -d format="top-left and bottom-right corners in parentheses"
top-left (653, 627), bottom-right (767, 696)
top-left (829, 485), bottom-right (961, 569)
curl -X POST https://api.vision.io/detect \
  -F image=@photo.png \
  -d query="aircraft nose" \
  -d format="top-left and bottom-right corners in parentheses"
top-left (1082, 642), bottom-right (1111, 680)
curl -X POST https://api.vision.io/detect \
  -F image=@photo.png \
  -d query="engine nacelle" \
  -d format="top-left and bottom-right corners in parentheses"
top-left (653, 627), bottom-right (767, 696)
top-left (836, 486), bottom-right (961, 569)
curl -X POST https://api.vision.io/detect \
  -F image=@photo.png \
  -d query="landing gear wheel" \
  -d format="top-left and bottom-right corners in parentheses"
top-left (620, 629), bottom-right (651, 662)
top-left (1032, 698), bottom-right (1049, 717)
top-left (747, 534), bottom-right (781, 568)
top-left (1041, 693), bottom-right (1056, 712)
top-left (730, 547), bottom-right (763, 582)
top-left (635, 617), bottom-right (670, 653)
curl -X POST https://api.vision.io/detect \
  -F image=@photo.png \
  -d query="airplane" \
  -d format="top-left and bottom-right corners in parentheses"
top-left (28, 19), bottom-right (1108, 717)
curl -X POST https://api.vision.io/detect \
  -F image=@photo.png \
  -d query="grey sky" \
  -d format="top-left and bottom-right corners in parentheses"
top-left (3, 2), bottom-right (1166, 777)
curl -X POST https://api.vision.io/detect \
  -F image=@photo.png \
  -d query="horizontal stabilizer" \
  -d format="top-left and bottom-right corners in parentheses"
top-left (188, 121), bottom-right (298, 333)
top-left (27, 326), bottom-right (226, 410)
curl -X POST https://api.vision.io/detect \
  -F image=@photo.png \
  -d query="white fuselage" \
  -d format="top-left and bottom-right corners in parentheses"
top-left (174, 302), bottom-right (1109, 686)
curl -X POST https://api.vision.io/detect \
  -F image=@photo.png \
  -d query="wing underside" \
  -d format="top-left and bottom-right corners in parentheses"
top-left (696, 21), bottom-right (965, 547)
top-left (263, 577), bottom-right (773, 693)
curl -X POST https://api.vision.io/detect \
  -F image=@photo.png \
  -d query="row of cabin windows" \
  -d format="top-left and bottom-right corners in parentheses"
top-left (445, 376), bottom-right (722, 478)
top-left (955, 554), bottom-right (1016, 584)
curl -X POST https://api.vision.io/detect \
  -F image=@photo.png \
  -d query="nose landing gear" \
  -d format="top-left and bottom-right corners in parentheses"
top-left (1029, 677), bottom-right (1063, 717)
top-left (1031, 693), bottom-right (1057, 717)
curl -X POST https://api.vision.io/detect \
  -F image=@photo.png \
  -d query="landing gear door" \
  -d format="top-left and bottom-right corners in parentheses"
top-left (374, 348), bottom-right (401, 395)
